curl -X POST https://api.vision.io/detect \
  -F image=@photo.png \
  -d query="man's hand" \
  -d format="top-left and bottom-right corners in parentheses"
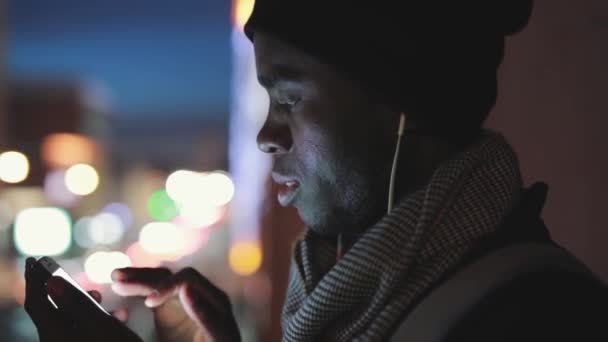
top-left (24, 257), bottom-right (142, 342)
top-left (111, 267), bottom-right (241, 342)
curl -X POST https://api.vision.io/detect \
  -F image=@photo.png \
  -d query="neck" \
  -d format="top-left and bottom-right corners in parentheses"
top-left (329, 133), bottom-right (470, 256)
top-left (392, 133), bottom-right (466, 204)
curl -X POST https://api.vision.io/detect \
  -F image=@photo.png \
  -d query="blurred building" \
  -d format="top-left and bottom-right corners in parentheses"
top-left (0, 1), bottom-right (244, 341)
top-left (0, 0), bottom-right (6, 144)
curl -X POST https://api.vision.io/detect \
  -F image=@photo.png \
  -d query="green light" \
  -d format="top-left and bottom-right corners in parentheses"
top-left (147, 190), bottom-right (179, 222)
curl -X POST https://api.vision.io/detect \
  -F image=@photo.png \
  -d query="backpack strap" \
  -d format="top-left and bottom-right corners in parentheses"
top-left (389, 243), bottom-right (593, 341)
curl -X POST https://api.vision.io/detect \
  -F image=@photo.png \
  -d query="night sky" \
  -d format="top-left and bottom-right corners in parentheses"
top-left (7, 0), bottom-right (232, 121)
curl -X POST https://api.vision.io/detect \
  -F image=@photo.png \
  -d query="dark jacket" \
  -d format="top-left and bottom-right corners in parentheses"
top-left (428, 183), bottom-right (608, 341)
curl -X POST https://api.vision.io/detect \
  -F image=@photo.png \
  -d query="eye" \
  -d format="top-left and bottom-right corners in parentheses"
top-left (278, 99), bottom-right (297, 106)
top-left (274, 97), bottom-right (300, 112)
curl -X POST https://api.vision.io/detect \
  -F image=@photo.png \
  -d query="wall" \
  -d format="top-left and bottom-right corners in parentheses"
top-left (488, 0), bottom-right (608, 280)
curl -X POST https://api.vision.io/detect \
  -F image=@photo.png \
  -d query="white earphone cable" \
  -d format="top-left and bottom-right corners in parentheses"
top-left (338, 113), bottom-right (406, 261)
top-left (388, 113), bottom-right (406, 213)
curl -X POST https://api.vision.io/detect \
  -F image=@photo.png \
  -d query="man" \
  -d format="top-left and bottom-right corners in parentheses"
top-left (25, 1), bottom-right (607, 341)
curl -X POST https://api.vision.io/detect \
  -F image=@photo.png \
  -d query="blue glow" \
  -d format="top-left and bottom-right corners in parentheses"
top-left (7, 0), bottom-right (232, 118)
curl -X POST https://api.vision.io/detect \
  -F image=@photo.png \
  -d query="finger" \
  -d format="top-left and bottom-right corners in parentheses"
top-left (112, 282), bottom-right (160, 297)
top-left (111, 267), bottom-right (172, 297)
top-left (144, 268), bottom-right (226, 311)
top-left (47, 277), bottom-right (142, 341)
top-left (112, 267), bottom-right (172, 284)
top-left (25, 258), bottom-right (48, 303)
top-left (112, 308), bottom-right (129, 322)
top-left (144, 268), bottom-right (236, 339)
top-left (24, 258), bottom-right (56, 319)
top-left (47, 276), bottom-right (107, 323)
top-left (180, 282), bottom-right (239, 341)
top-left (88, 290), bottom-right (102, 303)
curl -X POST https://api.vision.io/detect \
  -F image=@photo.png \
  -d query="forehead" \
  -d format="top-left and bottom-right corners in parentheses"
top-left (253, 32), bottom-right (322, 82)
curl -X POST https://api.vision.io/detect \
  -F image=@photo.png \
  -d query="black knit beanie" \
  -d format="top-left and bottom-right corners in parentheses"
top-left (244, 1), bottom-right (533, 141)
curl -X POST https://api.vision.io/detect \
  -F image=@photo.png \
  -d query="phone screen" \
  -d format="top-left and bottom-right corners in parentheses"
top-left (47, 267), bottom-right (110, 315)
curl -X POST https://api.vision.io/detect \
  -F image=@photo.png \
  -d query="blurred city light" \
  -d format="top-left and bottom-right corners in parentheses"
top-left (0, 187), bottom-right (48, 217)
top-left (0, 151), bottom-right (29, 184)
top-left (84, 251), bottom-right (131, 284)
top-left (90, 213), bottom-right (124, 245)
top-left (74, 272), bottom-right (101, 294)
top-left (102, 202), bottom-right (133, 229)
top-left (233, 0), bottom-right (255, 30)
top-left (65, 163), bottom-right (99, 195)
top-left (0, 200), bottom-right (12, 231)
top-left (147, 190), bottom-right (179, 222)
top-left (73, 217), bottom-right (95, 248)
top-left (165, 170), bottom-right (204, 204)
top-left (229, 241), bottom-right (262, 276)
top-left (205, 171), bottom-right (235, 206)
top-left (176, 204), bottom-right (223, 229)
top-left (44, 169), bottom-right (79, 207)
top-left (74, 213), bottom-right (125, 248)
top-left (125, 242), bottom-right (162, 268)
top-left (139, 222), bottom-right (187, 258)
top-left (165, 170), bottom-right (235, 207)
top-left (41, 133), bottom-right (98, 169)
top-left (13, 207), bottom-right (72, 256)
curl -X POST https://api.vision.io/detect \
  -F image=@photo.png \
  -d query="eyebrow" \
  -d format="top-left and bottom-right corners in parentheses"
top-left (258, 64), bottom-right (303, 88)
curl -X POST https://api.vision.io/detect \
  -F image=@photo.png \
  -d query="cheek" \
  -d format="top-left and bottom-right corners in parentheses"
top-left (296, 129), bottom-right (337, 184)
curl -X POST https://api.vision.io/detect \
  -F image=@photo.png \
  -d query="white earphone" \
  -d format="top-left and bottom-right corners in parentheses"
top-left (388, 113), bottom-right (406, 213)
top-left (337, 113), bottom-right (406, 261)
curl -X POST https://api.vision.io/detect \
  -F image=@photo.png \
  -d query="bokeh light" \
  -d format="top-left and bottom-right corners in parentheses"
top-left (89, 213), bottom-right (124, 245)
top-left (65, 163), bottom-right (99, 195)
top-left (84, 251), bottom-right (131, 284)
top-left (177, 204), bottom-right (223, 229)
top-left (74, 213), bottom-right (125, 248)
top-left (0, 200), bottom-right (12, 232)
top-left (41, 133), bottom-right (98, 169)
top-left (102, 203), bottom-right (133, 229)
top-left (205, 171), bottom-right (235, 206)
top-left (13, 207), bottom-right (72, 256)
top-left (229, 241), bottom-right (262, 276)
top-left (125, 242), bottom-right (162, 268)
top-left (147, 190), bottom-right (179, 221)
top-left (165, 170), bottom-right (235, 207)
top-left (139, 222), bottom-right (187, 258)
top-left (44, 169), bottom-right (79, 207)
top-left (0, 151), bottom-right (29, 184)
top-left (73, 217), bottom-right (95, 248)
top-left (165, 170), bottom-right (204, 204)
top-left (168, 221), bottom-right (213, 255)
top-left (233, 0), bottom-right (255, 29)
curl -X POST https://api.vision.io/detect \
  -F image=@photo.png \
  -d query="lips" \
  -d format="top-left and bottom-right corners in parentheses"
top-left (272, 172), bottom-right (300, 207)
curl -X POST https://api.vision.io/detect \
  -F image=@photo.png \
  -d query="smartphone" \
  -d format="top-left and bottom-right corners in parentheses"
top-left (37, 256), bottom-right (110, 315)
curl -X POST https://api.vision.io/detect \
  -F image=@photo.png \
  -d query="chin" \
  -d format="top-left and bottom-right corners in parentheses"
top-left (295, 193), bottom-right (359, 237)
top-left (298, 209), bottom-right (345, 237)
top-left (305, 224), bottom-right (342, 238)
top-left (296, 206), bottom-right (327, 234)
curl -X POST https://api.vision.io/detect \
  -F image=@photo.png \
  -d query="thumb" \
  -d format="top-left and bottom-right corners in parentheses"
top-left (46, 277), bottom-right (142, 341)
top-left (47, 276), bottom-right (107, 323)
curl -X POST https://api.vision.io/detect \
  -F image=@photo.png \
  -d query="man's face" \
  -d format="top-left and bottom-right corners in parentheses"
top-left (254, 32), bottom-right (398, 237)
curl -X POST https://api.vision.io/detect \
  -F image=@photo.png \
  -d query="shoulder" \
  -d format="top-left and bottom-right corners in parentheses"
top-left (446, 268), bottom-right (608, 341)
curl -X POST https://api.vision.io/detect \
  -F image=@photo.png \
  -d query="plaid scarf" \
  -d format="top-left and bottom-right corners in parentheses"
top-left (282, 132), bottom-right (523, 341)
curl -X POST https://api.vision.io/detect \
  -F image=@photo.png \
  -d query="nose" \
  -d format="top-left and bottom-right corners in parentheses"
top-left (257, 119), bottom-right (292, 154)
